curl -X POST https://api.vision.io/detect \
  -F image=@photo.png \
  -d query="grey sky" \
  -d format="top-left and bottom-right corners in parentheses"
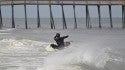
top-left (1, 5), bottom-right (122, 18)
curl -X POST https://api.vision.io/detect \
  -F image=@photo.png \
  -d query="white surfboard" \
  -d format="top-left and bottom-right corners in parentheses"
top-left (45, 42), bottom-right (70, 52)
top-left (45, 44), bottom-right (57, 52)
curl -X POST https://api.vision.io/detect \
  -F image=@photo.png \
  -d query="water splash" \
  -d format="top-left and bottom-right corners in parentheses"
top-left (0, 39), bottom-right (48, 54)
top-left (41, 45), bottom-right (110, 70)
top-left (0, 39), bottom-right (125, 70)
top-left (41, 44), bottom-right (125, 70)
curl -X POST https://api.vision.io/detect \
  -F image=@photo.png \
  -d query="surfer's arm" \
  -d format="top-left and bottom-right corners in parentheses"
top-left (54, 35), bottom-right (69, 40)
top-left (62, 35), bottom-right (69, 39)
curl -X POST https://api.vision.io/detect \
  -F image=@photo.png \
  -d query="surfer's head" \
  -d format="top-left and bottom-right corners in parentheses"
top-left (56, 33), bottom-right (60, 37)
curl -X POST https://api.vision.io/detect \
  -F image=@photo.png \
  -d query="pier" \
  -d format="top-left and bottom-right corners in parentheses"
top-left (0, 0), bottom-right (125, 29)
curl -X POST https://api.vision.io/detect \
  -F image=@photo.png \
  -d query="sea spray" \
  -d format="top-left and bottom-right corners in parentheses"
top-left (42, 45), bottom-right (110, 70)
top-left (0, 39), bottom-right (124, 70)
top-left (0, 39), bottom-right (47, 52)
top-left (0, 39), bottom-right (50, 70)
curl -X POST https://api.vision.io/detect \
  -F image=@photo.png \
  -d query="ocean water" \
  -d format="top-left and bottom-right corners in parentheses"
top-left (2, 18), bottom-right (123, 29)
top-left (0, 18), bottom-right (125, 70)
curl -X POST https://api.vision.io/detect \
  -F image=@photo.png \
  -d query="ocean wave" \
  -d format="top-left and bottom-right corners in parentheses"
top-left (42, 45), bottom-right (125, 70)
top-left (0, 39), bottom-right (48, 55)
top-left (0, 39), bottom-right (125, 70)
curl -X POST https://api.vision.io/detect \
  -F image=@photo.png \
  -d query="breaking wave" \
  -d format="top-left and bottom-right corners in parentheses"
top-left (40, 45), bottom-right (125, 70)
top-left (0, 39), bottom-right (48, 54)
top-left (0, 39), bottom-right (125, 70)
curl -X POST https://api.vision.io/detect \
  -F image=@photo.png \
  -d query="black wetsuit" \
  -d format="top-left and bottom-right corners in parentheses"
top-left (54, 35), bottom-right (68, 48)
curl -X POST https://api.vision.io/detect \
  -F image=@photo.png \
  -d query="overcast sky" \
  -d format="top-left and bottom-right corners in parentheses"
top-left (1, 5), bottom-right (122, 18)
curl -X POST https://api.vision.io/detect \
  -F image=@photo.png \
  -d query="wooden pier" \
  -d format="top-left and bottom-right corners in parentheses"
top-left (0, 0), bottom-right (125, 29)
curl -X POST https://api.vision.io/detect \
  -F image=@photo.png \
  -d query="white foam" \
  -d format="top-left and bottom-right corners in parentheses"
top-left (0, 39), bottom-right (48, 54)
top-left (0, 27), bottom-right (125, 70)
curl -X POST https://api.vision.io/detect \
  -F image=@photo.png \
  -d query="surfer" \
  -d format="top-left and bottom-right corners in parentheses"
top-left (51, 33), bottom-right (69, 49)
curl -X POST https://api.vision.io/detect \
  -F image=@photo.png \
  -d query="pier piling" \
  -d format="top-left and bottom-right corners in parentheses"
top-left (0, 0), bottom-right (125, 29)
top-left (61, 4), bottom-right (67, 29)
top-left (49, 5), bottom-right (55, 29)
top-left (37, 0), bottom-right (41, 28)
top-left (24, 0), bottom-right (28, 29)
top-left (11, 0), bottom-right (15, 28)
top-left (123, 5), bottom-right (125, 28)
top-left (86, 5), bottom-right (91, 28)
top-left (109, 5), bottom-right (113, 28)
top-left (0, 4), bottom-right (2, 29)
top-left (73, 5), bottom-right (77, 29)
top-left (97, 5), bottom-right (101, 28)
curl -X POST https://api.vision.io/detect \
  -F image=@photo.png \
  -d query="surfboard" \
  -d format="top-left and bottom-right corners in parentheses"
top-left (45, 44), bottom-right (58, 52)
top-left (45, 42), bottom-right (70, 52)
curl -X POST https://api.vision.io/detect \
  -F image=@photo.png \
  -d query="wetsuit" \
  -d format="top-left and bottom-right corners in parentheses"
top-left (54, 35), bottom-right (69, 48)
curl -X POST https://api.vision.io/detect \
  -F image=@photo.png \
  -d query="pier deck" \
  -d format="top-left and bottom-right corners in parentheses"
top-left (0, 0), bottom-right (125, 5)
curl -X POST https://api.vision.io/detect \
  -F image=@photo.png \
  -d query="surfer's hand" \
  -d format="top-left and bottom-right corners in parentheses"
top-left (67, 35), bottom-right (69, 37)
